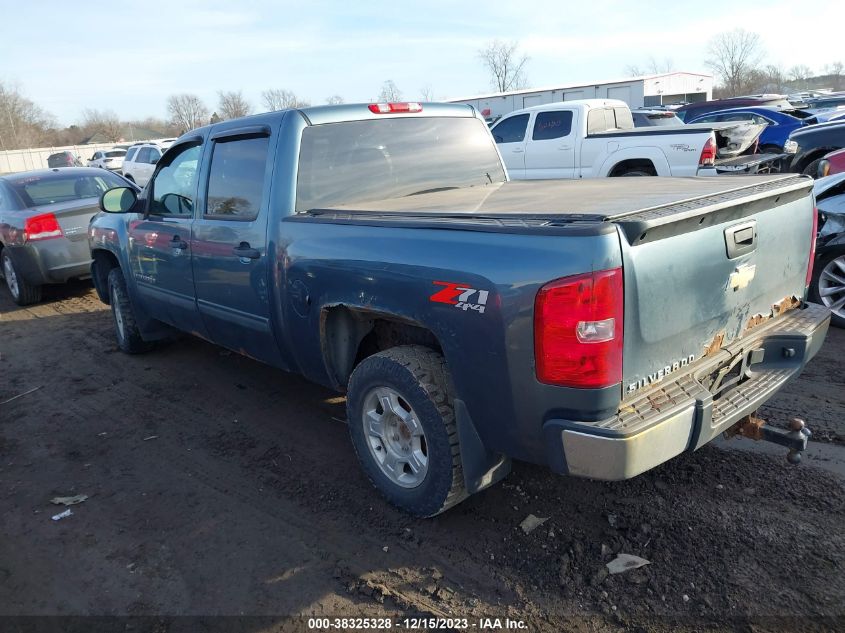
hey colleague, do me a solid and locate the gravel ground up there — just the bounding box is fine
[1,282,843,632]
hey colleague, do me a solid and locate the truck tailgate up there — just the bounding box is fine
[610,174,815,397]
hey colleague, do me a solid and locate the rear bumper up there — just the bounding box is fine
[4,241,92,285]
[542,302,830,480]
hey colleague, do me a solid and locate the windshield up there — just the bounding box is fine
[9,172,126,206]
[295,117,505,213]
[105,150,126,157]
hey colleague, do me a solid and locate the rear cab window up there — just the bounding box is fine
[296,117,505,213]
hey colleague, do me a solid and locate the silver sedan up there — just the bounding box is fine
[0,167,135,305]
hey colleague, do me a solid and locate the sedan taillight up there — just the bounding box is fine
[24,213,63,241]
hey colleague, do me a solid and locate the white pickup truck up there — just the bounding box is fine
[490,99,765,179]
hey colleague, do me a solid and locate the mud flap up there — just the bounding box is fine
[454,399,511,494]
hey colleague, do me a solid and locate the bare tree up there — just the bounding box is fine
[262,89,310,111]
[419,84,434,101]
[789,64,812,83]
[0,81,55,150]
[378,80,402,102]
[166,94,209,133]
[217,90,251,120]
[478,39,529,92]
[825,61,844,90]
[81,109,123,142]
[625,57,675,77]
[705,29,763,97]
[325,95,344,105]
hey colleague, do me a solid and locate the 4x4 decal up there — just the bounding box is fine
[430,281,489,314]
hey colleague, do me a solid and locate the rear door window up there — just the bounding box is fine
[205,136,270,221]
[532,111,573,140]
[492,114,530,143]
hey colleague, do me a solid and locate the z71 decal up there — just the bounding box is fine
[430,281,489,314]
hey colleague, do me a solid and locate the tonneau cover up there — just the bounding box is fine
[312,175,809,220]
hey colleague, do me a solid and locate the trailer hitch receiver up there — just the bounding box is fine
[724,414,811,464]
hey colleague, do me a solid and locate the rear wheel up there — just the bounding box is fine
[346,345,467,517]
[1,250,42,306]
[810,248,845,328]
[108,267,152,353]
[619,169,654,177]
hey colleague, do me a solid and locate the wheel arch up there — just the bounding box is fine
[607,158,659,177]
[91,248,121,304]
[320,304,443,391]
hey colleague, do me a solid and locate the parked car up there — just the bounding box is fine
[88,103,827,516]
[46,151,82,168]
[819,148,845,177]
[810,174,845,327]
[87,149,127,171]
[784,121,845,176]
[120,143,164,186]
[686,107,812,154]
[631,109,684,127]
[0,167,134,305]
[674,96,794,122]
[489,99,765,179]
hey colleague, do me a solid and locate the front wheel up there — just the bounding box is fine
[2,250,42,305]
[107,267,152,353]
[802,158,823,178]
[346,346,467,517]
[810,248,845,328]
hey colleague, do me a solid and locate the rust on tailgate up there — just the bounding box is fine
[744,295,802,335]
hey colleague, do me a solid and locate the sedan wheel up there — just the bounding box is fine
[1,251,42,305]
[817,253,845,323]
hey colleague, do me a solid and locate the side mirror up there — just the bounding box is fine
[150,157,159,165]
[100,186,138,213]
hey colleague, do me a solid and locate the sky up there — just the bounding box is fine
[1,0,842,126]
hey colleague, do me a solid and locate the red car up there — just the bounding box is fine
[819,148,845,177]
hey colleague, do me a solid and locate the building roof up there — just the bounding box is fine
[448,71,713,103]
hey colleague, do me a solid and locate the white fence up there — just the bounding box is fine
[0,139,164,174]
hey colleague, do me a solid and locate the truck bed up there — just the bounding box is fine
[306,175,811,242]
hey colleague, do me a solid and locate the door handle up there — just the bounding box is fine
[512,147,525,153]
[233,242,260,260]
[171,236,188,249]
[558,145,572,150]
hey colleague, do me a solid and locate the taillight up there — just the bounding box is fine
[534,268,624,389]
[699,135,717,167]
[806,206,818,288]
[24,212,63,241]
[368,102,423,114]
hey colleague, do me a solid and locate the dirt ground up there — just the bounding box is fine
[1,282,843,633]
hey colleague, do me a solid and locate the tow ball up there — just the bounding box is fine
[724,415,812,464]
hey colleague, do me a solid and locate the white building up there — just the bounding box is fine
[449,72,713,122]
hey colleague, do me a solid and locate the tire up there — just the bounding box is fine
[810,247,845,328]
[2,250,42,306]
[619,169,654,177]
[346,345,467,517]
[107,267,152,353]
[802,158,823,178]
